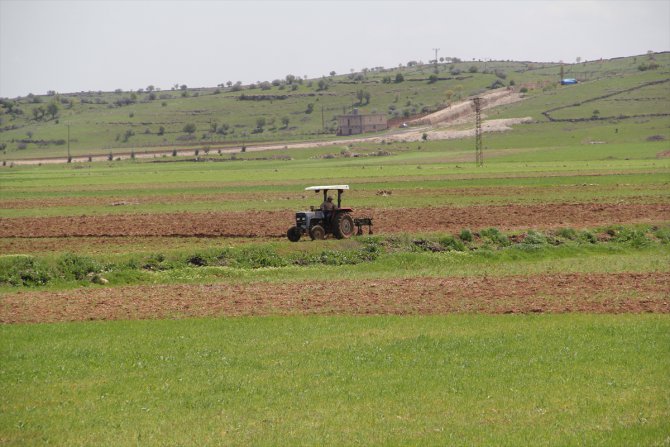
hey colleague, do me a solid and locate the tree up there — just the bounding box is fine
[395,73,404,83]
[285,74,296,84]
[46,102,59,120]
[180,84,188,90]
[468,65,478,73]
[146,85,155,92]
[256,117,266,131]
[356,90,371,105]
[281,116,290,128]
[317,79,328,91]
[32,106,45,121]
[183,123,197,134]
[305,103,314,114]
[428,74,438,83]
[329,71,336,77]
[158,126,165,136]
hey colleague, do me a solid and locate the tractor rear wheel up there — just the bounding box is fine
[334,213,355,239]
[309,225,325,240]
[287,226,301,242]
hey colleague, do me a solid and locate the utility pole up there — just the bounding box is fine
[432,48,440,73]
[473,97,483,167]
[67,124,71,163]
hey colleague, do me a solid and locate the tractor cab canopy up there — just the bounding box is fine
[305,185,350,209]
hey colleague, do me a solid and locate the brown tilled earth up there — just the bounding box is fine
[1,273,668,324]
[1,185,666,210]
[2,202,668,324]
[1,203,668,239]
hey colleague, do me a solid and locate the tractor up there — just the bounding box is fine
[286,185,372,242]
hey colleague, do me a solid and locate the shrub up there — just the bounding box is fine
[610,227,650,247]
[494,69,507,79]
[490,79,505,89]
[235,246,287,269]
[143,253,167,271]
[556,228,577,240]
[654,227,670,244]
[186,253,208,267]
[459,228,473,242]
[579,230,597,244]
[522,230,547,245]
[57,253,100,280]
[519,87,528,93]
[480,227,510,247]
[0,256,52,287]
[439,235,466,251]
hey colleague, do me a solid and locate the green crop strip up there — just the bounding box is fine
[1,225,667,292]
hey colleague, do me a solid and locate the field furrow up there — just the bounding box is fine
[2,272,667,323]
[1,202,668,239]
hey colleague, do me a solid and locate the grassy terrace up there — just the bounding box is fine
[1,52,668,159]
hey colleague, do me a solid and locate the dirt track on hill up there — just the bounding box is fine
[1,203,667,239]
[1,273,667,323]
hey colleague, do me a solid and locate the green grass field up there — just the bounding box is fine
[2,315,668,446]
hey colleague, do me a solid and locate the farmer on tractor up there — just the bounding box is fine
[321,195,337,224]
[286,185,373,242]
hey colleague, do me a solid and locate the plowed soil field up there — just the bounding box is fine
[1,273,667,323]
[1,203,668,239]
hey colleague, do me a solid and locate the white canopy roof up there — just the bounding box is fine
[305,185,349,191]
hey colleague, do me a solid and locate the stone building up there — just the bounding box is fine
[337,110,388,136]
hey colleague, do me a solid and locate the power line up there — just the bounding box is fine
[473,97,483,167]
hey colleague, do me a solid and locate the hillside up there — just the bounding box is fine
[0,52,669,161]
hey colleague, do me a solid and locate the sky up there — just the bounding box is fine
[1,0,669,98]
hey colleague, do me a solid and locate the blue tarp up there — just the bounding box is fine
[561,78,578,85]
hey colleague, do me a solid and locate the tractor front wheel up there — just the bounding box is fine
[310,225,325,240]
[287,226,302,242]
[334,213,355,239]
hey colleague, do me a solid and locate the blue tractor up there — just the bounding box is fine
[286,185,372,242]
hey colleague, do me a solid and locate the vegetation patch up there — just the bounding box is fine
[2,225,665,291]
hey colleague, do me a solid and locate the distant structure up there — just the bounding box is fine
[337,109,388,136]
[561,78,578,85]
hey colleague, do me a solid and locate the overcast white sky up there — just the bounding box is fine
[1,0,668,98]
